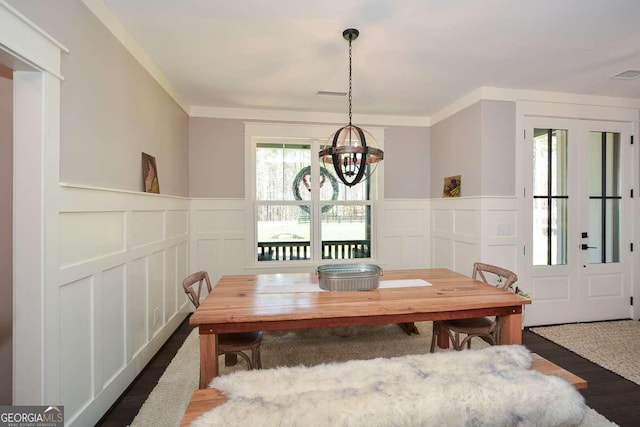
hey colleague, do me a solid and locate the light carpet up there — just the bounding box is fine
[131,322,615,427]
[531,320,640,386]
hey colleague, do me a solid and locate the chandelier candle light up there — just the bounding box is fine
[319,28,384,187]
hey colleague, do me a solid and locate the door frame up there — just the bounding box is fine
[515,101,639,326]
[1,2,67,403]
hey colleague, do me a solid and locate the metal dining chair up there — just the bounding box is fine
[430,262,518,352]
[182,271,263,370]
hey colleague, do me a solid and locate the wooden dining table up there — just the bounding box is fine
[190,268,531,388]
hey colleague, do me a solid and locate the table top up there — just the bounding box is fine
[190,268,530,330]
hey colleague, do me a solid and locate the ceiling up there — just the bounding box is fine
[101,0,640,118]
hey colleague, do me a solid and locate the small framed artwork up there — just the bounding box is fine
[443,175,461,198]
[142,152,160,193]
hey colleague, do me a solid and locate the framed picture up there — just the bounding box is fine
[142,152,160,193]
[443,175,461,198]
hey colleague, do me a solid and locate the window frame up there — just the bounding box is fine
[245,122,384,267]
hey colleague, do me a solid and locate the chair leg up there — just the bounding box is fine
[224,353,238,367]
[429,322,438,353]
[233,351,253,370]
[253,345,262,369]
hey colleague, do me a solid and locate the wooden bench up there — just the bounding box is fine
[179,353,587,426]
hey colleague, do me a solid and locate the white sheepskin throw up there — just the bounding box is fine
[192,345,586,427]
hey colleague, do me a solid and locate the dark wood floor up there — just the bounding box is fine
[97,317,640,426]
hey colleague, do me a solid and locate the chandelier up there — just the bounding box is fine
[319,28,384,187]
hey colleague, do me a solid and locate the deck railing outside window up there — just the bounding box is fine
[257,240,370,261]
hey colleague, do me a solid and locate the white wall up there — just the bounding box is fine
[56,185,190,426]
[0,63,13,405]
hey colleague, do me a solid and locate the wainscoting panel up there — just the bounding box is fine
[195,239,219,283]
[127,256,148,360]
[100,264,126,389]
[222,238,247,277]
[166,210,188,239]
[148,251,165,338]
[430,197,519,278]
[191,199,247,283]
[196,207,245,234]
[59,277,93,419]
[380,200,430,270]
[432,236,453,270]
[131,211,164,249]
[453,209,476,238]
[55,185,190,426]
[59,211,124,267]
[380,236,403,267]
[453,241,476,274]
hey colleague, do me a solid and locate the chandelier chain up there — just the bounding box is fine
[348,37,352,126]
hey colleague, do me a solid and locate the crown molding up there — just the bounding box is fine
[81,0,189,114]
[430,86,640,125]
[190,105,430,127]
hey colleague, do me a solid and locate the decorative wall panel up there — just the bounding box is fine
[59,212,124,267]
[55,185,190,425]
[131,211,164,248]
[59,277,93,420]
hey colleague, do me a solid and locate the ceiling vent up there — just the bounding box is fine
[317,90,347,97]
[611,69,640,80]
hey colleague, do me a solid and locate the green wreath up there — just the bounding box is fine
[292,166,339,214]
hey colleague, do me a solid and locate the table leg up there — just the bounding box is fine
[199,332,218,389]
[436,322,450,349]
[498,312,523,345]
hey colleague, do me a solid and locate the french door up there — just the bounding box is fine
[524,117,633,325]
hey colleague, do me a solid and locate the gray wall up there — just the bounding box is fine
[384,126,430,199]
[430,102,482,197]
[189,118,245,198]
[188,118,430,199]
[8,0,189,196]
[430,100,516,197]
[481,100,516,196]
[0,65,12,405]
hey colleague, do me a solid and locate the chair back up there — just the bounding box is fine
[472,263,518,291]
[182,271,213,308]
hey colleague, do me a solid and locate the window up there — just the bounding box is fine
[249,124,382,263]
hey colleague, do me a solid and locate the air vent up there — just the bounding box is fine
[317,90,347,97]
[611,69,640,80]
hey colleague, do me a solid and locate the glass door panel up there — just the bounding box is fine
[587,131,621,264]
[532,128,568,266]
